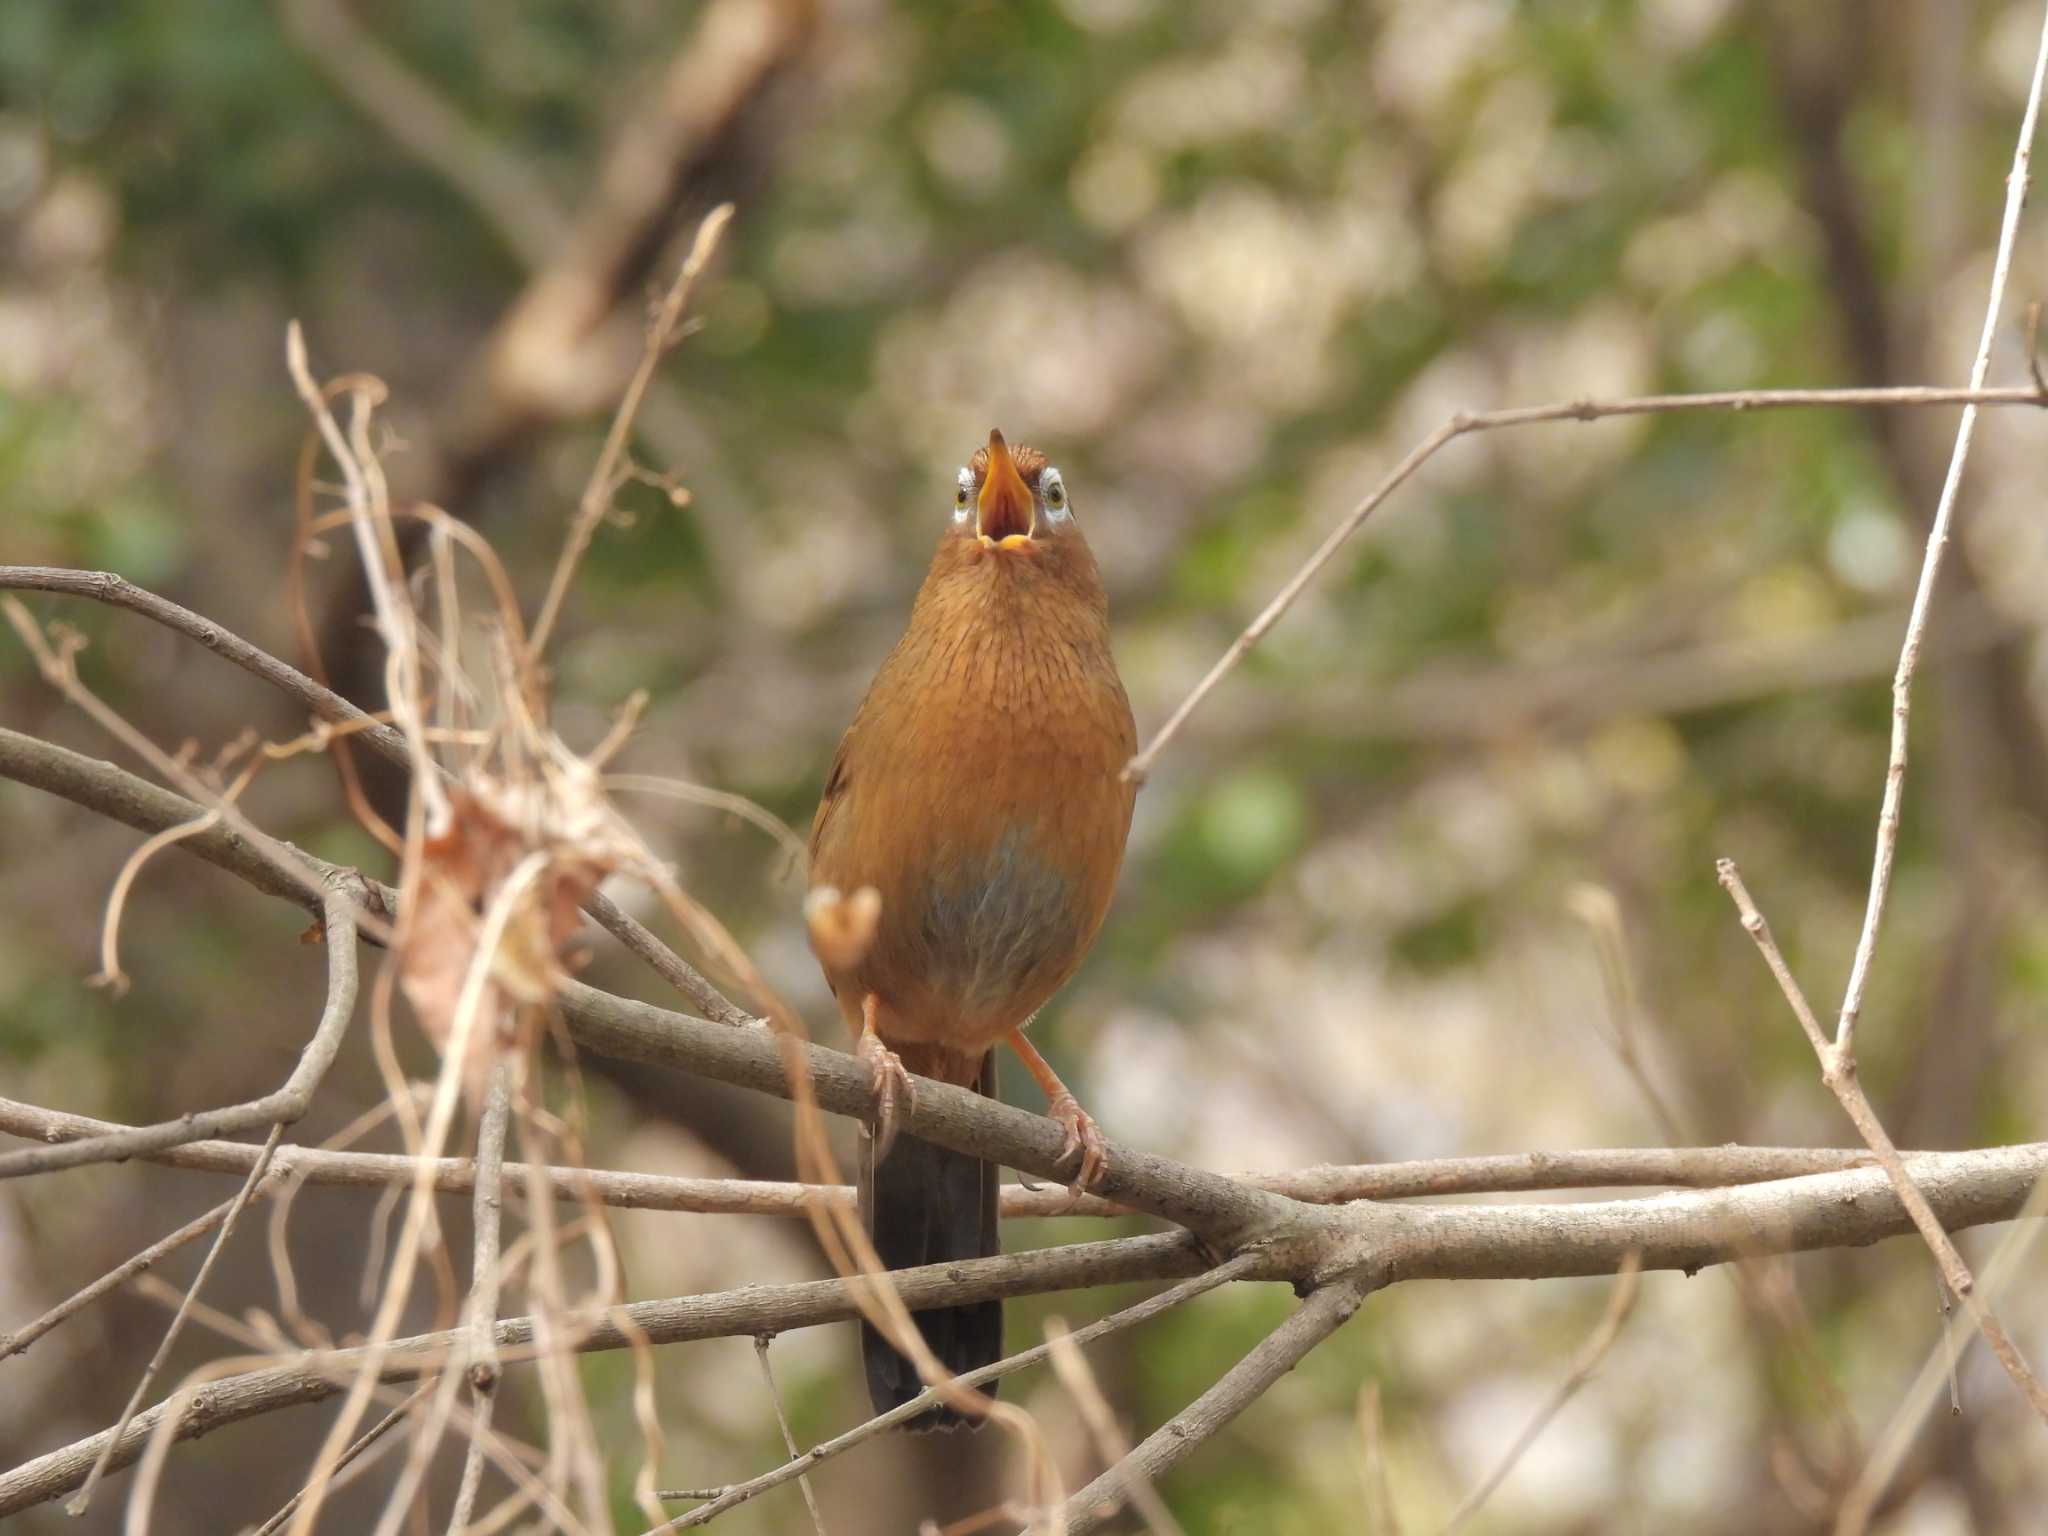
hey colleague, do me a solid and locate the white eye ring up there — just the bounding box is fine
[1042,466,1070,521]
[952,470,973,524]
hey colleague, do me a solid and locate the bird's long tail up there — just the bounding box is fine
[857,1051,1001,1430]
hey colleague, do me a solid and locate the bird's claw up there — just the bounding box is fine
[857,1031,915,1163]
[1047,1091,1109,1192]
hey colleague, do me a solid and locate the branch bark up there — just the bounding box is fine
[0,1091,1916,1216]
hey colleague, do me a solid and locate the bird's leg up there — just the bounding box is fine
[855,992,915,1163]
[1005,1029,1109,1191]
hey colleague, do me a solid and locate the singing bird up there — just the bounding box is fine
[807,429,1137,1428]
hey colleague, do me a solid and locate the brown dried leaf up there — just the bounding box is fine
[803,884,882,973]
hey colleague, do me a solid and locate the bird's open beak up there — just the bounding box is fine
[977,429,1034,546]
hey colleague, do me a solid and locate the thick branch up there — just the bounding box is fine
[558,980,1294,1244]
[1,1144,2041,1517]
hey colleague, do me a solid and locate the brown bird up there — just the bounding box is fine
[807,429,1137,1428]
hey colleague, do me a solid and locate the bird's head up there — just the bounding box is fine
[949,429,1078,555]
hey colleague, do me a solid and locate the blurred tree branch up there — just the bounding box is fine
[287,0,820,747]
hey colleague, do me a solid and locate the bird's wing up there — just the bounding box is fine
[808,727,855,868]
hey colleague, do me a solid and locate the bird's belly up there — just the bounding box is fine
[902,828,1086,1029]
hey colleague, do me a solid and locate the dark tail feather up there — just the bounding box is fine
[858,1052,1000,1430]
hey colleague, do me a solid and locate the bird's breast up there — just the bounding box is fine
[910,826,1087,1019]
[810,565,1137,1043]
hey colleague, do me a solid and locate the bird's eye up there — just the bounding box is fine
[952,473,972,524]
[1042,467,1070,521]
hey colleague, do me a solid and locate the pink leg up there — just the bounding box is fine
[855,993,915,1162]
[1005,1028,1109,1191]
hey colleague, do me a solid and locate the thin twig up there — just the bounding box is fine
[1122,381,2048,783]
[69,1127,286,1518]
[1936,1262,1962,1417]
[1718,860,2048,1424]
[0,1196,239,1361]
[656,1253,1259,1533]
[751,1335,827,1536]
[605,772,809,873]
[450,1063,514,1535]
[526,204,733,664]
[1047,1318,1187,1536]
[250,1385,435,1536]
[1566,885,1690,1142]
[1832,4,2048,1059]
[1834,1170,2048,1536]
[0,596,361,932]
[1064,1270,1377,1536]
[1440,1252,1644,1533]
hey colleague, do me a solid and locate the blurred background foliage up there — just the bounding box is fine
[5,0,2048,1530]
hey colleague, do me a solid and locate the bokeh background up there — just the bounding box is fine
[5,1,2048,1530]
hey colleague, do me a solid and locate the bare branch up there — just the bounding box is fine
[750,1335,826,1536]
[1831,4,2048,1059]
[1048,1317,1186,1536]
[1064,1271,1376,1535]
[0,575,750,1025]
[0,565,374,739]
[655,1253,1260,1533]
[3,1143,2045,1516]
[68,1124,287,1516]
[1,1194,240,1362]
[1718,860,2048,1424]
[527,203,733,664]
[1122,381,2048,783]
[449,1063,514,1535]
[0,883,362,1179]
[0,1092,1918,1218]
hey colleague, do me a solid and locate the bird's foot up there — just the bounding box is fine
[1047,1090,1109,1192]
[856,1026,915,1163]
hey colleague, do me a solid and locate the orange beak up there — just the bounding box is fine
[976,429,1034,544]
